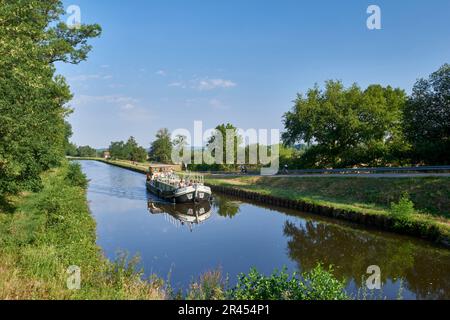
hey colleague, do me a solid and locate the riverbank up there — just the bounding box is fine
[73,158,450,248]
[1,160,350,300]
[0,162,166,299]
[66,158,450,246]
[206,176,450,247]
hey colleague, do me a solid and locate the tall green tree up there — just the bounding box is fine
[126,136,147,162]
[77,146,97,158]
[403,64,450,164]
[207,123,242,170]
[282,81,407,168]
[0,0,101,194]
[108,137,147,162]
[149,129,173,164]
[109,141,126,160]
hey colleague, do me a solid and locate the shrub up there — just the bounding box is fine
[66,162,88,189]
[187,269,227,300]
[390,193,415,218]
[231,265,348,300]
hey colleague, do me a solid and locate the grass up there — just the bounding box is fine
[205,175,450,241]
[0,162,166,300]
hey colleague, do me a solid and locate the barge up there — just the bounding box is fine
[146,165,212,203]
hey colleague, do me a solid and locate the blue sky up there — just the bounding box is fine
[58,0,450,148]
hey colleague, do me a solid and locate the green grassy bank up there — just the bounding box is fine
[0,162,165,299]
[205,176,450,247]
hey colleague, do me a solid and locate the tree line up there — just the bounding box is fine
[282,64,450,168]
[0,1,100,196]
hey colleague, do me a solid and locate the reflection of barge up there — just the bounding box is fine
[146,165,211,203]
[147,200,212,230]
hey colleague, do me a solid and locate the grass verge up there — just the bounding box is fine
[0,162,165,300]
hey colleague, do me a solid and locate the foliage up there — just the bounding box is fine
[231,265,348,300]
[207,123,243,170]
[149,128,173,164]
[390,193,415,218]
[65,142,79,157]
[65,162,88,189]
[0,0,101,195]
[390,193,416,229]
[403,64,450,165]
[109,137,147,162]
[282,81,408,168]
[76,145,97,158]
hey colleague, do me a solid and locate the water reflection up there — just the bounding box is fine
[77,161,450,299]
[212,196,241,218]
[212,194,450,299]
[147,200,212,231]
[283,221,450,299]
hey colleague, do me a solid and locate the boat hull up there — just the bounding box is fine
[146,181,212,203]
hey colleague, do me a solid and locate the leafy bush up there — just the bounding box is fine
[66,162,88,189]
[390,193,416,229]
[231,265,348,300]
[390,193,415,218]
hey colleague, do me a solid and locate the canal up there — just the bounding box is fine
[78,160,450,299]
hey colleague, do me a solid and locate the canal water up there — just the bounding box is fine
[78,160,450,299]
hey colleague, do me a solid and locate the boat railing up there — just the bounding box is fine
[178,172,205,184]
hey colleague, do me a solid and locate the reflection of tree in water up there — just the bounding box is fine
[212,195,241,218]
[283,221,450,299]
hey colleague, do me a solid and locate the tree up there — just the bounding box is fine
[0,0,101,194]
[109,141,126,160]
[126,137,147,162]
[108,137,147,162]
[282,81,407,168]
[149,129,173,164]
[77,146,97,157]
[207,123,242,170]
[66,142,78,157]
[403,64,450,165]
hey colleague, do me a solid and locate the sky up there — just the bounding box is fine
[58,0,450,148]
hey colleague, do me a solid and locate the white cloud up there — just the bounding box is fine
[169,78,237,91]
[156,70,167,76]
[196,78,237,91]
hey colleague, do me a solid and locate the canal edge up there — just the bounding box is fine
[78,158,450,249]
